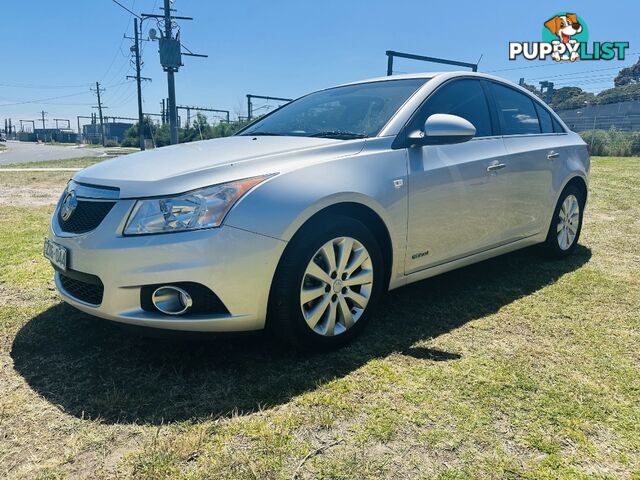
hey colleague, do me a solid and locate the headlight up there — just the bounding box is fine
[124,174,273,235]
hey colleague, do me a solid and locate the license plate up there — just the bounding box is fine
[43,238,68,271]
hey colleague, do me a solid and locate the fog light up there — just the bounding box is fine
[151,286,193,315]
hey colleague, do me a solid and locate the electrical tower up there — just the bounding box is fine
[177,105,231,126]
[246,94,292,120]
[539,81,555,104]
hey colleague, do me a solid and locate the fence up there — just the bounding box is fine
[556,100,640,132]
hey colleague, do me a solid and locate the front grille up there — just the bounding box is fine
[59,272,104,305]
[58,200,115,234]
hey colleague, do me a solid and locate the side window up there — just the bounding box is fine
[410,79,493,137]
[552,116,566,133]
[490,83,541,135]
[534,103,553,133]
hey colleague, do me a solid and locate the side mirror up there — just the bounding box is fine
[406,114,476,147]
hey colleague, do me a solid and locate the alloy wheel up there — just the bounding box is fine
[557,194,580,250]
[300,236,373,336]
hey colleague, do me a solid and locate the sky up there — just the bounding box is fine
[0,0,637,131]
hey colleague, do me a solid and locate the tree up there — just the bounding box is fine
[519,82,543,99]
[614,58,640,87]
[121,117,156,147]
[595,83,640,104]
[120,116,250,148]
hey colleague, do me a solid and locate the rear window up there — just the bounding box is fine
[534,103,554,134]
[490,82,541,135]
[552,116,566,133]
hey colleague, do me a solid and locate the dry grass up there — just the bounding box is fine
[0,156,106,170]
[0,157,639,479]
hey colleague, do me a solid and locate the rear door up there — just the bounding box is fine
[405,78,510,273]
[486,81,566,238]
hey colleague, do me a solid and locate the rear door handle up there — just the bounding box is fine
[487,163,506,172]
[547,152,560,160]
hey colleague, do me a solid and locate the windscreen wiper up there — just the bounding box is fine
[309,131,368,140]
[239,132,283,136]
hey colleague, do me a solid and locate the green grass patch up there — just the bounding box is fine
[0,157,638,479]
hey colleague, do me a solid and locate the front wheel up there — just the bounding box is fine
[542,184,585,258]
[268,215,384,349]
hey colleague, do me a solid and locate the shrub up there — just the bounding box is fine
[579,128,638,156]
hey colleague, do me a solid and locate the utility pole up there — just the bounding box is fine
[126,17,152,151]
[163,0,178,144]
[91,82,106,146]
[161,99,166,125]
[142,0,207,145]
[40,110,47,130]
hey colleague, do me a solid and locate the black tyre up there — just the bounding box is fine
[542,184,585,258]
[268,214,385,349]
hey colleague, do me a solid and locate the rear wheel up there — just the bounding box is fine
[542,184,585,258]
[268,215,384,349]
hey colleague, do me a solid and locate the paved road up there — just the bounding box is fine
[0,141,111,165]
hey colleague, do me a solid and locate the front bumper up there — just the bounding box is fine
[49,199,286,332]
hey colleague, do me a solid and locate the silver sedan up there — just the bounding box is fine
[45,72,589,348]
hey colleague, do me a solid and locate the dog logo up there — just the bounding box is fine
[60,190,78,221]
[509,13,629,62]
[544,13,583,61]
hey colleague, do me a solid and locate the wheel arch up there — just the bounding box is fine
[272,200,394,294]
[265,200,395,337]
[543,173,589,237]
[564,175,588,204]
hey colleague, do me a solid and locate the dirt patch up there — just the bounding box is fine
[0,283,56,308]
[0,172,69,207]
[0,185,60,207]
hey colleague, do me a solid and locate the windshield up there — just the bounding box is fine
[239,78,428,139]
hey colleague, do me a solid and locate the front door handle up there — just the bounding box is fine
[547,151,560,160]
[487,163,506,172]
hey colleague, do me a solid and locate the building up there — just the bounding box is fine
[82,121,133,144]
[18,128,77,143]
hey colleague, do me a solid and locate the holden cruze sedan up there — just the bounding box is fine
[45,72,589,348]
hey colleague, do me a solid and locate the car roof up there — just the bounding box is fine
[337,71,525,87]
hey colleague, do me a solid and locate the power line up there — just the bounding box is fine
[0,90,91,107]
[0,80,134,107]
[0,82,94,89]
[111,0,141,19]
[100,0,137,83]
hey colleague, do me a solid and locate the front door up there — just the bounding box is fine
[405,78,510,273]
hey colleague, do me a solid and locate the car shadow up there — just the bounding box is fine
[11,245,591,425]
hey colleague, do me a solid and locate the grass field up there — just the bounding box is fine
[0,157,639,479]
[0,156,107,170]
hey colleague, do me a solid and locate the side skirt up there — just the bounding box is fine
[388,233,544,290]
